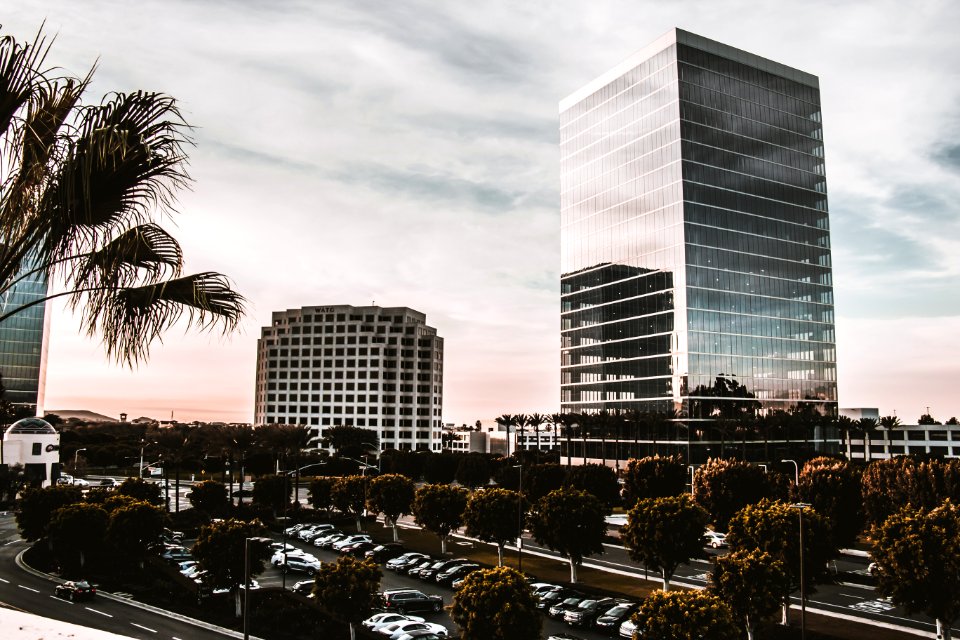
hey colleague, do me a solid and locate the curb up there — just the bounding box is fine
[15,548,264,640]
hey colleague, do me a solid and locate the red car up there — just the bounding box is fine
[55,580,96,601]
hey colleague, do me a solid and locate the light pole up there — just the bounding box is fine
[790,503,811,640]
[361,442,381,473]
[782,459,799,486]
[243,536,272,640]
[513,463,523,572]
[74,448,87,475]
[687,465,696,496]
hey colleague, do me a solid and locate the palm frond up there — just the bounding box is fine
[67,223,184,295]
[38,90,192,264]
[0,29,50,139]
[82,271,245,365]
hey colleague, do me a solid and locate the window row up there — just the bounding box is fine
[684,163,828,211]
[687,244,831,282]
[688,331,835,361]
[685,203,830,247]
[687,266,833,304]
[682,141,825,192]
[687,287,834,323]
[686,223,832,265]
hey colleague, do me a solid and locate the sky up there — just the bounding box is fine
[5,0,960,425]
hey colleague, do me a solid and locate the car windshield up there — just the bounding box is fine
[74,581,91,588]
[561,598,580,606]
[605,604,631,616]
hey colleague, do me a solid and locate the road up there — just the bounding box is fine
[0,514,233,640]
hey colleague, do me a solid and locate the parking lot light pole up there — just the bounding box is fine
[513,463,523,572]
[790,503,811,640]
[244,536,272,640]
[74,448,87,474]
[782,459,799,486]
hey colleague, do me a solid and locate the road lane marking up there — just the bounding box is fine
[0,577,9,583]
[86,606,113,617]
[18,585,39,593]
[4,540,18,545]
[50,595,73,604]
[838,593,864,599]
[131,622,157,633]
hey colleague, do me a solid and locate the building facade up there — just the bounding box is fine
[254,305,444,452]
[560,29,837,428]
[0,261,49,415]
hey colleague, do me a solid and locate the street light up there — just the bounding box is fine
[361,441,381,473]
[790,503,811,640]
[243,536,273,640]
[74,448,87,474]
[513,463,523,572]
[782,459,799,486]
[687,465,696,496]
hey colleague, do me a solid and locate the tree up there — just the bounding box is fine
[48,503,108,571]
[564,463,620,510]
[622,454,687,507]
[871,501,960,640]
[455,453,492,489]
[463,488,525,566]
[634,590,739,640]
[918,413,941,425]
[422,452,461,484]
[308,476,334,513]
[15,484,83,541]
[727,499,835,624]
[187,480,229,517]
[412,483,469,554]
[0,463,25,508]
[861,457,960,527]
[192,518,270,617]
[366,474,415,542]
[694,458,784,531]
[709,549,790,640]
[107,500,167,568]
[332,475,368,532]
[523,463,567,502]
[0,27,243,366]
[451,566,541,640]
[116,477,163,505]
[312,556,382,640]
[251,474,291,516]
[527,487,606,583]
[794,457,862,547]
[321,425,378,458]
[622,494,708,590]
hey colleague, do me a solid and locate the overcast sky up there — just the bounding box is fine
[6,0,960,424]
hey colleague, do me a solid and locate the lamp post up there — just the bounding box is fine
[782,459,799,486]
[139,439,146,478]
[74,448,87,475]
[513,463,523,572]
[790,503,811,640]
[688,465,696,496]
[361,441,381,473]
[243,536,272,640]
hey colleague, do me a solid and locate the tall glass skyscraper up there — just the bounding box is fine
[560,29,836,422]
[0,262,48,416]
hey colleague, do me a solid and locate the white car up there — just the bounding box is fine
[332,534,372,551]
[378,621,448,639]
[271,548,311,566]
[269,542,298,554]
[363,613,426,630]
[703,530,728,548]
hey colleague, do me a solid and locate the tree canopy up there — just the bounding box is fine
[16,484,83,541]
[366,474,415,541]
[622,494,708,591]
[709,549,790,640]
[564,462,620,510]
[694,458,785,531]
[794,456,862,547]
[871,500,960,640]
[412,483,468,554]
[312,556,382,640]
[450,566,541,640]
[106,500,167,566]
[0,26,244,366]
[321,425,378,458]
[192,518,270,617]
[463,488,525,566]
[48,502,108,571]
[187,480,229,517]
[527,487,606,583]
[634,590,740,640]
[622,454,687,507]
[332,475,368,532]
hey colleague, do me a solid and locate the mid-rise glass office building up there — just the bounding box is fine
[0,263,48,416]
[560,29,837,426]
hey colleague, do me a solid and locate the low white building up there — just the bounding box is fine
[1,417,61,487]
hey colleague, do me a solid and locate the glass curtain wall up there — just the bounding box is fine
[0,261,48,414]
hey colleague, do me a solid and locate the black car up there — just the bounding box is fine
[386,552,429,571]
[435,563,479,587]
[406,558,437,577]
[564,598,618,627]
[418,558,469,582]
[340,541,377,557]
[380,590,444,614]
[536,588,578,610]
[594,602,637,635]
[55,580,96,601]
[366,543,405,563]
[548,596,586,619]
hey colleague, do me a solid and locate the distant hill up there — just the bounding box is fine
[45,409,119,423]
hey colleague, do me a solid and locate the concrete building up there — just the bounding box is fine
[846,423,960,461]
[0,260,49,415]
[559,29,838,464]
[254,304,443,452]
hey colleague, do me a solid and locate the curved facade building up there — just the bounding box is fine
[560,29,837,421]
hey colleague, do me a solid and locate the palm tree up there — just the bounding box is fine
[857,417,879,462]
[495,414,515,457]
[526,413,547,459]
[0,27,243,366]
[512,414,528,453]
[878,415,901,459]
[836,415,855,459]
[551,412,579,467]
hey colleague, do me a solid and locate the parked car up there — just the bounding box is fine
[450,576,467,591]
[379,590,444,614]
[271,548,311,566]
[292,579,315,595]
[367,543,406,563]
[319,533,350,549]
[387,552,428,571]
[406,559,436,578]
[55,580,96,601]
[341,541,377,557]
[703,530,727,548]
[302,525,337,542]
[618,618,638,639]
[313,531,344,547]
[536,588,579,610]
[435,563,479,587]
[547,634,587,640]
[594,602,637,635]
[395,632,447,640]
[163,528,184,544]
[548,595,586,619]
[284,523,307,536]
[417,558,469,582]
[161,546,192,563]
[377,621,447,639]
[281,555,323,576]
[564,598,617,627]
[332,534,373,551]
[363,612,425,631]
[99,477,117,488]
